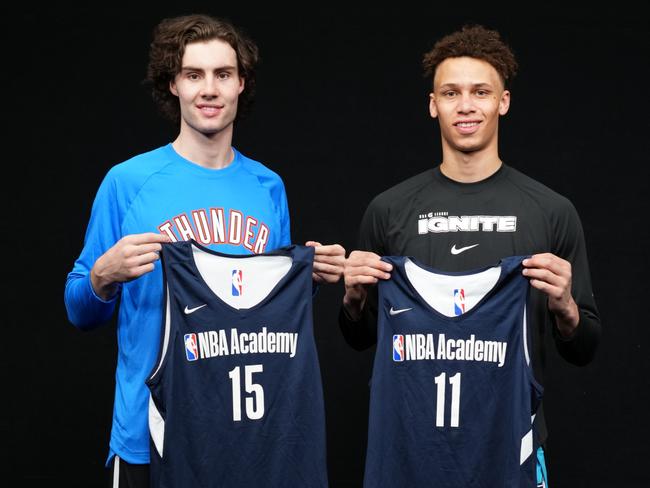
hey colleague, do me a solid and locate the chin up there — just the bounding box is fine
[198,124,229,136]
[454,143,484,154]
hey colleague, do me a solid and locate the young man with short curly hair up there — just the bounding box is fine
[340,24,600,487]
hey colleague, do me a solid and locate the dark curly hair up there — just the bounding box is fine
[423,25,518,88]
[145,14,259,124]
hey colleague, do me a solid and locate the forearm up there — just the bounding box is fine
[553,307,601,366]
[339,285,379,350]
[338,306,378,351]
[64,273,118,330]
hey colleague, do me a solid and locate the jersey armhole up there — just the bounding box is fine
[146,280,173,386]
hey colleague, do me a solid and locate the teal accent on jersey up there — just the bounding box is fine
[64,144,291,464]
[536,446,549,487]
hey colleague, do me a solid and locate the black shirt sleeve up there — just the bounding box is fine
[549,200,601,365]
[338,197,385,350]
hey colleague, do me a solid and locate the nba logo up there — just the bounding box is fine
[454,288,466,316]
[232,269,243,296]
[393,334,405,362]
[184,333,198,361]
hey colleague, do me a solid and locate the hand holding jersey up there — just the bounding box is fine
[305,241,347,284]
[91,236,344,302]
[342,250,393,320]
[90,233,171,300]
[523,253,580,338]
[344,249,580,339]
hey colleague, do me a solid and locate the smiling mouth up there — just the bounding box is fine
[198,106,224,115]
[454,121,480,127]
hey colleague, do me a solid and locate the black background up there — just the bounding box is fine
[3,4,649,487]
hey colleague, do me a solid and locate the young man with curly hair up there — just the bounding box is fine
[65,14,342,487]
[340,25,600,487]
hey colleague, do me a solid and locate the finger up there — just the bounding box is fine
[348,254,392,271]
[313,262,344,275]
[346,275,380,286]
[313,244,346,256]
[314,254,346,266]
[134,243,165,255]
[131,262,157,279]
[347,265,391,280]
[314,271,342,283]
[348,260,393,274]
[522,267,565,288]
[528,279,564,300]
[346,258,393,271]
[130,251,162,267]
[523,253,569,276]
[349,250,381,260]
[305,241,323,247]
[128,232,173,245]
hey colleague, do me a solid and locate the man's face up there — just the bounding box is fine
[429,56,510,154]
[170,39,244,137]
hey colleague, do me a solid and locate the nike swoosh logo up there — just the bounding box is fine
[184,304,207,315]
[389,307,412,316]
[451,243,479,255]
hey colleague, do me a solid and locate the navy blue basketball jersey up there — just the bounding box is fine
[364,255,543,488]
[146,240,328,488]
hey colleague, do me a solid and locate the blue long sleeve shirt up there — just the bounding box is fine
[65,144,291,464]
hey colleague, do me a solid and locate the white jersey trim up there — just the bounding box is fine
[149,284,172,381]
[149,395,165,457]
[113,455,120,488]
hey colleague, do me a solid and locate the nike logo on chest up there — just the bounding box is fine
[451,243,479,255]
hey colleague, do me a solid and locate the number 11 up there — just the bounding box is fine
[434,372,461,428]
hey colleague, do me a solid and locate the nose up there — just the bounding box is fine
[457,92,474,114]
[200,75,219,98]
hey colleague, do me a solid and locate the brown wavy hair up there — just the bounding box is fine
[423,25,518,88]
[145,14,259,123]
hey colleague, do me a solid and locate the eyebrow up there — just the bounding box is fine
[180,65,238,72]
[438,82,493,90]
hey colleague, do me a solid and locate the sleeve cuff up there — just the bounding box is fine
[87,274,120,304]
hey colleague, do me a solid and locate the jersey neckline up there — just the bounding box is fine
[391,255,512,323]
[184,239,301,316]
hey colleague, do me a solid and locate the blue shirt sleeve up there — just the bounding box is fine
[64,170,122,329]
[279,179,292,246]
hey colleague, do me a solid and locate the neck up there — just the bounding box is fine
[439,143,502,183]
[172,124,235,169]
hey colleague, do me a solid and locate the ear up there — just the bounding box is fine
[169,79,179,97]
[429,93,438,119]
[499,89,511,116]
[238,76,245,95]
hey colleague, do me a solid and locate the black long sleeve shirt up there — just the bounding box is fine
[339,164,601,441]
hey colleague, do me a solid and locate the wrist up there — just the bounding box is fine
[343,292,366,322]
[553,300,580,339]
[90,266,119,301]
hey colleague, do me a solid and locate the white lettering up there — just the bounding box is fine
[211,208,226,243]
[419,215,517,234]
[398,332,507,367]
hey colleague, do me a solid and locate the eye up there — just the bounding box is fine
[187,73,200,81]
[476,89,489,97]
[443,90,457,98]
[218,71,231,80]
